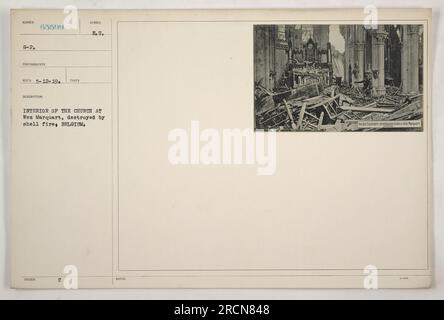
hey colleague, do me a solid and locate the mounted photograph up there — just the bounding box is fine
[254,24,424,132]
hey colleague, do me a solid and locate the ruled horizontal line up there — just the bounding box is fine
[19,33,111,36]
[20,82,111,85]
[20,49,111,52]
[20,65,111,68]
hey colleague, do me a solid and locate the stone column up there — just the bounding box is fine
[401,25,410,93]
[348,26,355,85]
[254,27,272,90]
[343,26,350,84]
[355,26,365,82]
[264,27,271,89]
[371,31,379,73]
[409,25,420,93]
[374,26,387,96]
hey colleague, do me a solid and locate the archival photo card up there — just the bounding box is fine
[10,9,431,289]
[254,24,424,132]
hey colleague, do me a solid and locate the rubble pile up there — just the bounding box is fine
[255,83,423,132]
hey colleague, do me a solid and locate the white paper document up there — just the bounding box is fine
[10,8,432,288]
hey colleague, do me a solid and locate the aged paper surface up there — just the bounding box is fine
[10,9,432,288]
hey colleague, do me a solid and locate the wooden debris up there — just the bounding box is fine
[296,102,307,130]
[283,99,297,129]
[255,81,423,131]
[339,105,394,113]
[273,83,320,103]
[318,112,324,130]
